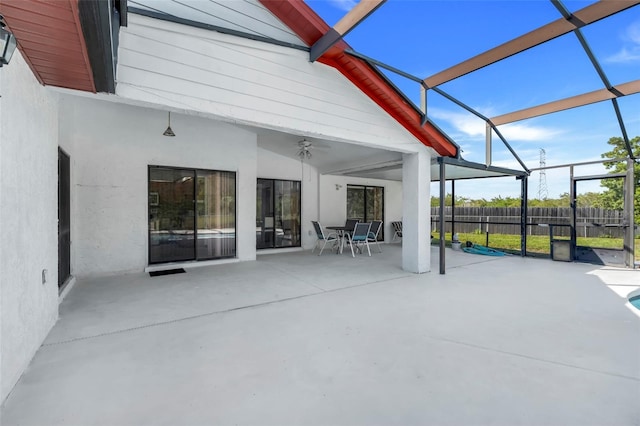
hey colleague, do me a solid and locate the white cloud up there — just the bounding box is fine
[606,47,640,63]
[328,0,357,12]
[429,108,486,138]
[497,122,561,142]
[429,107,560,142]
[626,20,640,44]
[605,20,640,63]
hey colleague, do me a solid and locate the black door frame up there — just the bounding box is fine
[256,178,302,249]
[347,184,385,240]
[58,148,71,289]
[571,172,628,264]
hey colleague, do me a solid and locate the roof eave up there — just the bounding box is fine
[259,0,458,158]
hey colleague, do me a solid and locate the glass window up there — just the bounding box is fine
[196,170,236,259]
[347,184,384,240]
[257,179,301,249]
[149,166,236,264]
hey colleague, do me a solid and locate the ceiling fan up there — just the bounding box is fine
[297,139,313,160]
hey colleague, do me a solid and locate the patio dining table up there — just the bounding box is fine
[326,226,351,254]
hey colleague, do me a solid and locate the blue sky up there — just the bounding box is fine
[305,0,640,199]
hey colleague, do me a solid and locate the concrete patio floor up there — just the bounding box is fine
[2,245,639,425]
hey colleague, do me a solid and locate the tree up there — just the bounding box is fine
[430,194,471,206]
[600,136,639,223]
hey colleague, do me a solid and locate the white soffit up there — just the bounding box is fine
[128,0,306,46]
[431,158,526,181]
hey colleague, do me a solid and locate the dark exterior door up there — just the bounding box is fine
[256,179,301,249]
[347,185,384,240]
[58,148,71,288]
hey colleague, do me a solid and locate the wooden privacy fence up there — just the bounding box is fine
[430,207,625,238]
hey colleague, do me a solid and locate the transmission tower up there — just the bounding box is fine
[538,148,548,200]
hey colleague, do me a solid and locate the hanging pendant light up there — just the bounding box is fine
[163,111,175,137]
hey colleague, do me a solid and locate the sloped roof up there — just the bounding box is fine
[259,0,458,157]
[0,0,123,93]
[0,0,95,92]
[0,0,458,158]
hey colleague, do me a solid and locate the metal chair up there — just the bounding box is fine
[347,222,372,257]
[341,219,359,252]
[367,220,383,253]
[311,221,339,255]
[344,218,359,234]
[391,221,403,242]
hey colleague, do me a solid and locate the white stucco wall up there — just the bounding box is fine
[0,52,60,402]
[60,96,257,278]
[319,175,403,244]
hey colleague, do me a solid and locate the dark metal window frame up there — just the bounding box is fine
[58,147,72,290]
[346,184,385,240]
[148,164,237,264]
[256,178,302,250]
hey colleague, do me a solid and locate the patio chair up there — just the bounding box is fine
[311,221,339,255]
[391,221,403,242]
[344,218,359,235]
[367,220,383,253]
[341,218,359,251]
[347,222,372,257]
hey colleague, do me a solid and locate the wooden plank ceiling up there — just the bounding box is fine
[0,0,96,92]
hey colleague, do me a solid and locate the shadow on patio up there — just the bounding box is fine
[3,245,639,425]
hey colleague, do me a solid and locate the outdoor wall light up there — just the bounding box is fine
[0,25,17,67]
[163,111,175,137]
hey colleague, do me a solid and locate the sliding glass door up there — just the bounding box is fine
[347,185,384,240]
[196,170,236,259]
[257,179,301,249]
[149,166,236,264]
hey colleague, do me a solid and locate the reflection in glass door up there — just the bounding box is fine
[256,180,275,249]
[275,180,301,247]
[149,166,236,264]
[149,168,196,263]
[196,170,237,259]
[347,185,384,240]
[257,179,301,249]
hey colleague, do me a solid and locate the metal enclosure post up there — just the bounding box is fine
[520,176,528,256]
[485,122,492,167]
[624,158,635,267]
[451,180,456,237]
[570,165,576,261]
[439,160,446,274]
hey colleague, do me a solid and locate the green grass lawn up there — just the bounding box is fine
[431,232,640,261]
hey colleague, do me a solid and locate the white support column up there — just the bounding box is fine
[402,149,431,273]
[237,141,258,261]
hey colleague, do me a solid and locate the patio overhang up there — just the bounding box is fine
[432,156,528,181]
[321,154,527,182]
